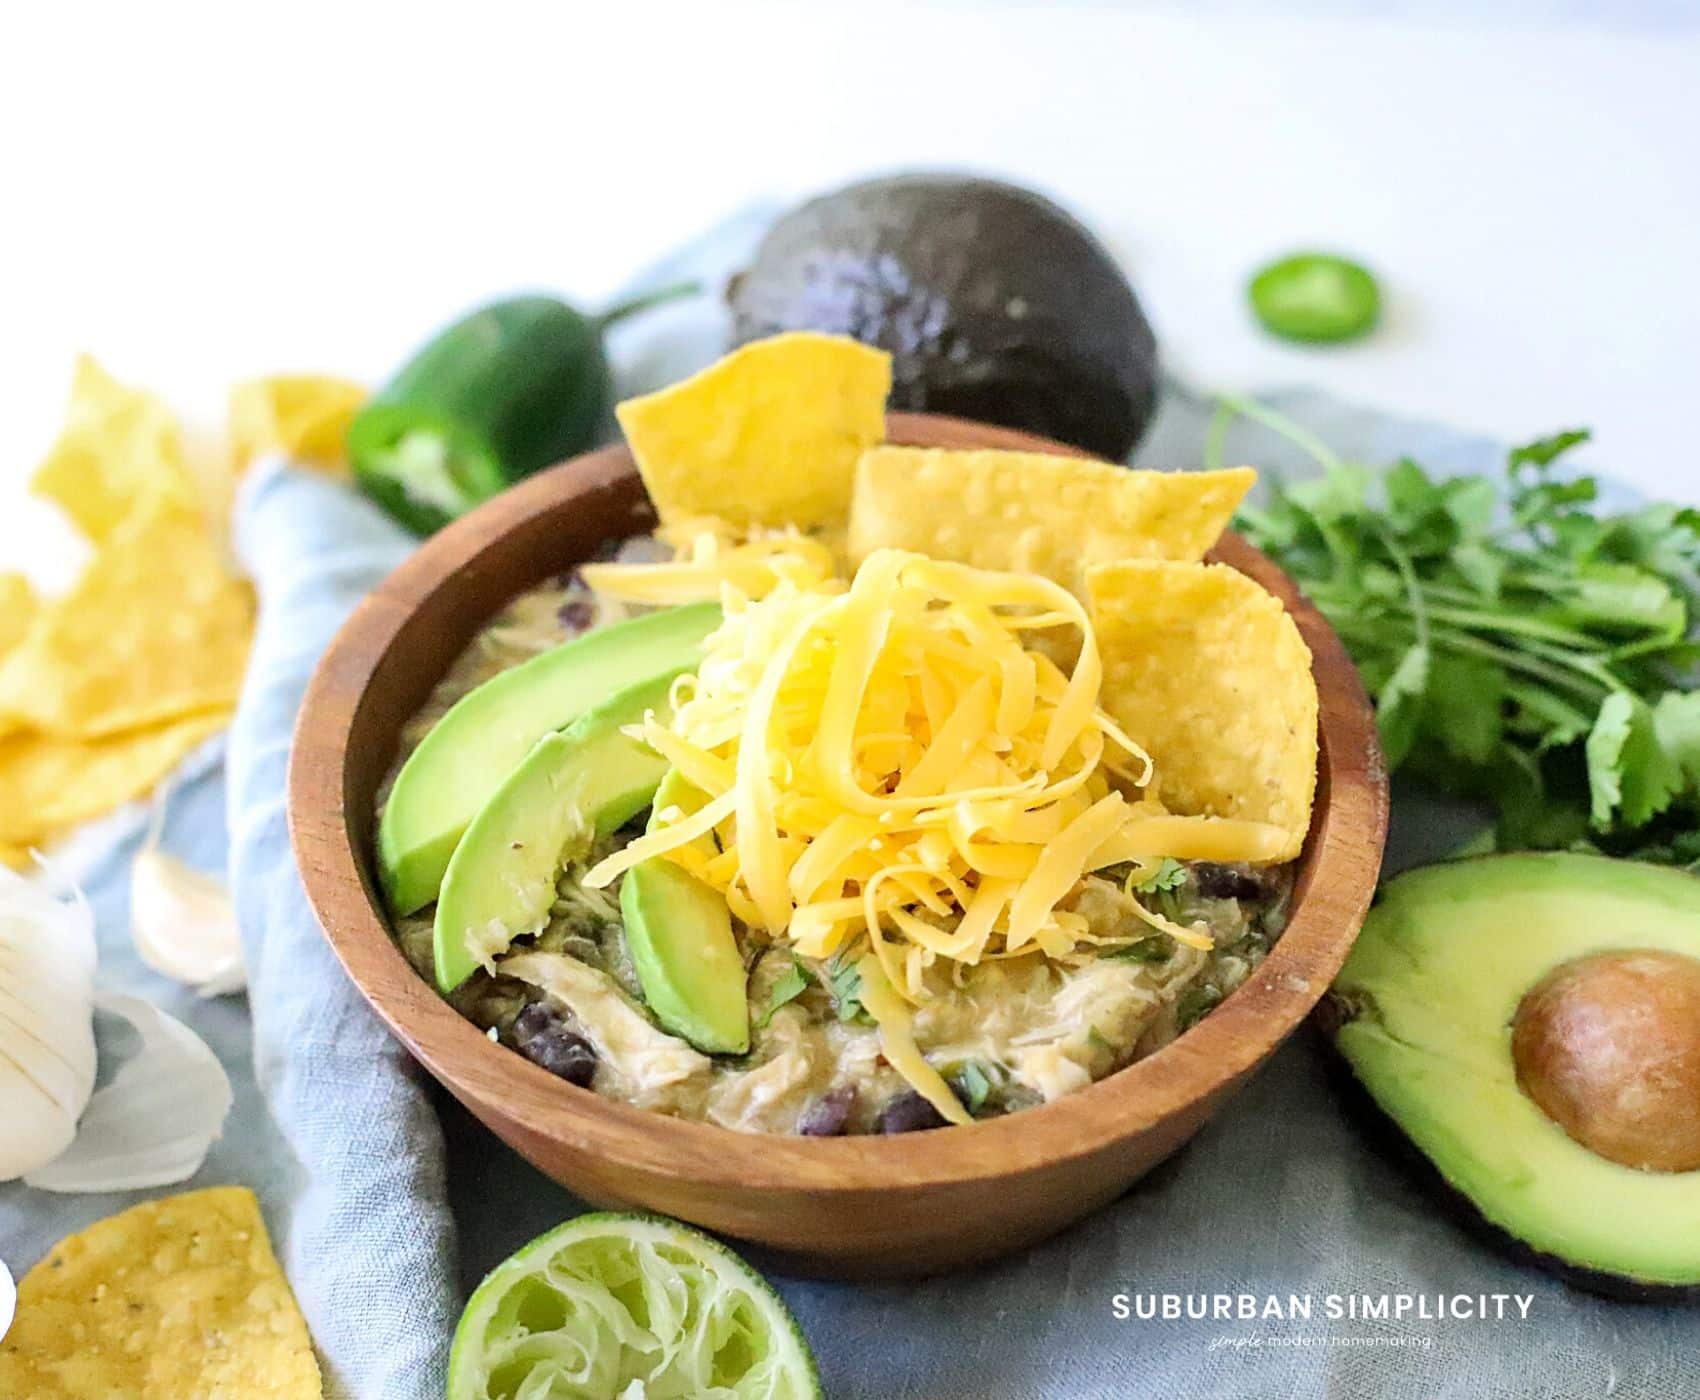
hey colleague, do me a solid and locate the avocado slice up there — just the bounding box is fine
[432,671,681,993]
[379,601,718,916]
[1328,853,1700,1297]
[727,173,1159,460]
[620,770,749,1055]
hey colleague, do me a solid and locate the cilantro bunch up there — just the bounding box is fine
[1210,396,1700,865]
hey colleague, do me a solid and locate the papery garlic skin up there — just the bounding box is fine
[131,849,245,997]
[0,868,97,1180]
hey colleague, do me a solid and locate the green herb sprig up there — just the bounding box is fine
[754,956,813,1029]
[824,952,875,1026]
[1210,395,1700,864]
[1134,857,1188,892]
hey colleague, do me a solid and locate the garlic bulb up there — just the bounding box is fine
[0,1256,14,1345]
[0,867,97,1181]
[24,993,233,1193]
[131,788,245,996]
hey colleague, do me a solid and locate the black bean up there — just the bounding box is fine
[1192,863,1263,902]
[512,1002,598,1088]
[556,596,596,631]
[798,1085,857,1137]
[877,1089,950,1134]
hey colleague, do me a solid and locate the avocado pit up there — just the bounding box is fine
[1511,949,1700,1173]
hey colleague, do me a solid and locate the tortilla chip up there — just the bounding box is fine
[848,448,1255,597]
[230,375,367,473]
[1088,560,1317,859]
[617,332,891,531]
[0,1186,321,1398]
[0,710,227,846]
[30,356,200,543]
[0,504,252,739]
[0,840,27,870]
[0,574,37,661]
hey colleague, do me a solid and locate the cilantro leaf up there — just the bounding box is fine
[1134,858,1188,892]
[1112,935,1175,964]
[1375,642,1430,769]
[1448,542,1504,598]
[1552,563,1685,639]
[825,955,872,1025]
[755,957,813,1029]
[1424,653,1504,767]
[950,1061,995,1114]
[1585,691,1683,829]
[1508,429,1592,473]
[1653,691,1700,789]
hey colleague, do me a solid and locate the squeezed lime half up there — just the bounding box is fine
[447,1212,822,1400]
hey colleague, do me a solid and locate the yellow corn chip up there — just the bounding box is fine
[30,355,200,542]
[0,840,27,870]
[0,574,38,660]
[848,447,1256,597]
[0,504,252,739]
[231,374,367,473]
[0,710,227,846]
[0,1186,322,1398]
[617,332,891,531]
[1088,559,1318,860]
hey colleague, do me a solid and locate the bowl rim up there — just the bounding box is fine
[289,410,1388,1193]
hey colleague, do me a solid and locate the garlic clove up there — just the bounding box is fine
[130,848,246,997]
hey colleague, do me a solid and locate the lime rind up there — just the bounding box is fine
[448,1212,821,1400]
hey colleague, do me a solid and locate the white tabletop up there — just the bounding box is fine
[4,2,1697,584]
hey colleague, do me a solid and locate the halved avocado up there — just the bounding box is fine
[728,173,1159,461]
[379,601,719,916]
[620,770,749,1054]
[432,671,680,992]
[1328,853,1700,1298]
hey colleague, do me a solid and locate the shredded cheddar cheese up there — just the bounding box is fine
[580,532,1288,1108]
[580,516,840,606]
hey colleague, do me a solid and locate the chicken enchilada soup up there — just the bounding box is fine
[375,333,1318,1136]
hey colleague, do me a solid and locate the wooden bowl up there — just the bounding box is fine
[290,413,1388,1279]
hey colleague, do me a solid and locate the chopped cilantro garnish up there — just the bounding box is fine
[1134,858,1188,893]
[1112,934,1175,964]
[754,957,813,1029]
[1176,984,1224,1032]
[951,1061,995,1114]
[826,954,874,1025]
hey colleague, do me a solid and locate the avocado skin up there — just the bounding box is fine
[1322,853,1700,1304]
[1320,1031,1699,1305]
[728,174,1159,461]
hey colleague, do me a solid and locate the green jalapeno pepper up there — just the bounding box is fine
[350,286,693,534]
[1248,252,1381,345]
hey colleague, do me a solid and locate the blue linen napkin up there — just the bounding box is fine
[2,211,1696,1400]
[227,467,459,1395]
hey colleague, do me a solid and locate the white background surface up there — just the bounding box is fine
[4,1,1697,585]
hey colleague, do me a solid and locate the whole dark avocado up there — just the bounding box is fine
[727,174,1159,460]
